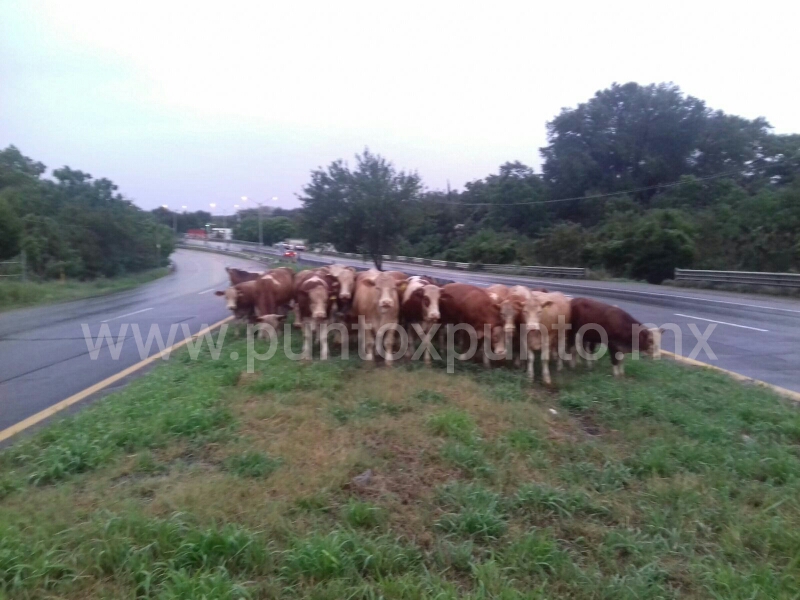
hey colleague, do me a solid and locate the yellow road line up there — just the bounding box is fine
[661,350,800,403]
[0,316,233,444]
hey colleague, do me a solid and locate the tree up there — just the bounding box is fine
[300,150,421,268]
[0,196,20,260]
[0,145,174,279]
[539,82,769,223]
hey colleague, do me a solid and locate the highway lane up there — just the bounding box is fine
[0,249,269,433]
[193,240,800,392]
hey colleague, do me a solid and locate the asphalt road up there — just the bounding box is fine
[0,249,263,434]
[2,246,799,440]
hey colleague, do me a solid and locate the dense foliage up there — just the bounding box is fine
[300,83,800,282]
[0,146,174,279]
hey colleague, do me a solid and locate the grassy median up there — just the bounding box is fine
[0,268,171,313]
[1,327,799,599]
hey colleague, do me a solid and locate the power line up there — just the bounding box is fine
[425,168,746,207]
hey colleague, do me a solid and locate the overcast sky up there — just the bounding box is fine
[1,1,798,212]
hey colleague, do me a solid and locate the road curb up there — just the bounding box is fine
[661,350,800,403]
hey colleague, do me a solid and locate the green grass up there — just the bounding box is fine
[0,267,170,312]
[2,327,800,598]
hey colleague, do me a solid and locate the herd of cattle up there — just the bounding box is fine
[216,264,662,383]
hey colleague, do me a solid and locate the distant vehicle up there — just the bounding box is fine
[283,249,297,260]
[186,229,207,239]
[210,228,233,241]
[294,244,306,251]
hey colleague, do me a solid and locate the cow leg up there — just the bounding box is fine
[302,321,312,360]
[406,323,416,360]
[293,305,303,329]
[610,344,623,377]
[542,342,552,385]
[423,322,432,366]
[527,349,535,382]
[365,327,375,361]
[384,328,395,367]
[319,322,329,361]
[613,353,625,377]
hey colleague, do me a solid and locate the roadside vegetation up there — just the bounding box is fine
[2,326,800,599]
[0,267,170,313]
[0,146,174,281]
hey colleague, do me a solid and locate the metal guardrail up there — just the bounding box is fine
[0,252,26,280]
[179,237,587,279]
[675,268,800,289]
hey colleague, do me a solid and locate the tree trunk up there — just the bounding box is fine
[372,253,383,270]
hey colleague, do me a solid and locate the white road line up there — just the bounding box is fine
[674,313,769,332]
[101,307,153,323]
[198,288,218,295]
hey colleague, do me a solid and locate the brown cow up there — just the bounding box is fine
[295,272,338,360]
[400,275,441,365]
[226,266,261,285]
[215,280,260,323]
[439,283,506,366]
[524,291,571,385]
[254,267,295,331]
[351,271,401,365]
[569,297,661,377]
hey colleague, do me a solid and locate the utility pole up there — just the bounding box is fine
[258,201,263,246]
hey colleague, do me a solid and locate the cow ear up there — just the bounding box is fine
[346,266,356,273]
[214,290,225,296]
[542,300,554,308]
[398,281,408,295]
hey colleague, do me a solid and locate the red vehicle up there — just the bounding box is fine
[283,249,297,260]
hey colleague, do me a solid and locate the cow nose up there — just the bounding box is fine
[313,311,326,319]
[339,292,351,301]
[429,311,440,321]
[504,325,515,334]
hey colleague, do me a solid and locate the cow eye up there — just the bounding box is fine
[423,296,430,307]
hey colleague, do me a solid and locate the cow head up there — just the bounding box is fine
[522,295,548,351]
[361,272,398,314]
[215,287,240,311]
[638,327,663,358]
[306,277,330,320]
[337,267,356,302]
[499,300,519,334]
[490,324,507,358]
[421,284,441,322]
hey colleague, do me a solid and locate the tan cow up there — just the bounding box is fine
[351,271,400,365]
[321,264,357,303]
[294,272,338,360]
[523,291,571,385]
[487,284,532,364]
[400,275,441,365]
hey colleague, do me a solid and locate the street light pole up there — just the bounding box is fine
[162,204,176,234]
